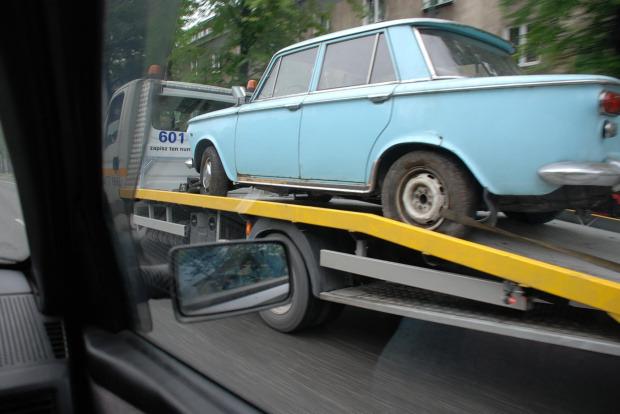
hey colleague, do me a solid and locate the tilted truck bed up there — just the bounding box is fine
[124,188,620,355]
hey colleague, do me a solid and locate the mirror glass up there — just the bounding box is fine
[172,241,291,317]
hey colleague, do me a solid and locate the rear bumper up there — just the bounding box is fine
[538,159,620,191]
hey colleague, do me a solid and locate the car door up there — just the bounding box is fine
[299,32,398,184]
[235,47,318,180]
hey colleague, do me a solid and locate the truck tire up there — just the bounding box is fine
[259,233,323,333]
[382,151,478,239]
[199,146,229,196]
[503,210,562,224]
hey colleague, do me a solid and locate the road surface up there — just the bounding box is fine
[146,298,620,413]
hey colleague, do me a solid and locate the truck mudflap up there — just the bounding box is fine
[320,282,620,357]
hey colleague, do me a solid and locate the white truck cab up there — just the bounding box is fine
[103,77,236,202]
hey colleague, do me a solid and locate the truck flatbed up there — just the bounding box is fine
[125,188,620,320]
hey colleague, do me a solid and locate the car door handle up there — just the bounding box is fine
[367,94,391,104]
[285,103,302,111]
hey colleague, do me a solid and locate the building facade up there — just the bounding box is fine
[329,0,536,68]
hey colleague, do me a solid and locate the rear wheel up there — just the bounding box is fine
[381,151,478,238]
[503,210,562,224]
[199,146,229,196]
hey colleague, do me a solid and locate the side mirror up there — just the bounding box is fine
[231,86,247,105]
[170,239,292,323]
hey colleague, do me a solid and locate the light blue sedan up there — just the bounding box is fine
[186,18,620,237]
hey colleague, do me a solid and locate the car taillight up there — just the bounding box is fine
[600,91,620,116]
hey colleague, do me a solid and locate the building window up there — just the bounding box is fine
[210,54,220,70]
[190,60,199,73]
[506,24,540,67]
[364,0,385,25]
[422,0,453,11]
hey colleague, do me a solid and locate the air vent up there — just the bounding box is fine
[0,390,56,414]
[44,322,68,359]
[0,295,51,366]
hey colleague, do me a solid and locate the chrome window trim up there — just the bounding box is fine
[256,58,282,100]
[254,45,320,101]
[366,34,381,84]
[309,80,399,95]
[413,27,437,79]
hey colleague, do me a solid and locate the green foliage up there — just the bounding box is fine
[500,0,620,78]
[104,0,182,97]
[169,0,335,87]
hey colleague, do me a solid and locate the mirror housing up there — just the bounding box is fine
[170,239,292,323]
[231,85,248,105]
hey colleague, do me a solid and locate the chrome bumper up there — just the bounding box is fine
[185,158,194,169]
[538,159,620,191]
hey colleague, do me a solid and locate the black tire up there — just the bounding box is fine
[503,210,562,225]
[258,233,323,333]
[199,146,229,196]
[381,151,478,239]
[311,302,344,327]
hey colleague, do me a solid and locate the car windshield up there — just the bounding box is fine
[419,28,524,77]
[0,121,29,263]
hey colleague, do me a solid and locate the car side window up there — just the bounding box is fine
[257,47,318,100]
[318,33,394,90]
[370,34,396,83]
[257,58,281,100]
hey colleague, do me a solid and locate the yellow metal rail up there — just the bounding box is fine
[123,189,620,315]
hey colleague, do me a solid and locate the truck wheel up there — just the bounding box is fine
[503,210,562,224]
[199,146,229,196]
[382,151,478,238]
[259,233,323,333]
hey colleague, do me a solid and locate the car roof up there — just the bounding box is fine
[276,18,516,55]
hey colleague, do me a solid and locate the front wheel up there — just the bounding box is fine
[259,233,321,332]
[199,146,229,196]
[381,151,479,238]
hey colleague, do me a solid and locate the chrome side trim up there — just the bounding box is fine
[538,159,620,191]
[393,79,620,98]
[237,160,381,194]
[311,80,399,95]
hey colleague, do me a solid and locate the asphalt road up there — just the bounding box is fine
[0,176,29,262]
[146,298,620,414]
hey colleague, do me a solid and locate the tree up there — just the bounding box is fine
[169,0,335,87]
[500,0,620,78]
[104,0,182,98]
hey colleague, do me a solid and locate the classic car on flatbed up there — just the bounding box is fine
[186,18,620,237]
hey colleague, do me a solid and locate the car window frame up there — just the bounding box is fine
[253,45,320,102]
[316,31,396,91]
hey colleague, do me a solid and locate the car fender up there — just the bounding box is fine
[188,110,240,181]
[193,135,238,182]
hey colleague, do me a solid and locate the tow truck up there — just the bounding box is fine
[104,76,620,358]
